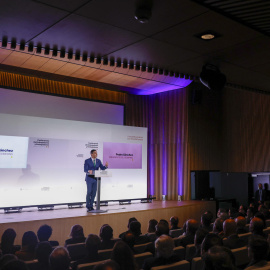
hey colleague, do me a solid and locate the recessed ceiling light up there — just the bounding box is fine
[194,30,221,41]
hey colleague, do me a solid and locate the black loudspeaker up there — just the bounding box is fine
[194,171,210,200]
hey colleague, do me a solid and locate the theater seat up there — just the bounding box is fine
[134,252,153,269]
[173,246,185,260]
[134,242,153,254]
[231,246,249,267]
[150,260,190,270]
[66,243,87,261]
[98,248,113,260]
[185,244,196,261]
[169,229,183,238]
[191,257,204,270]
[77,259,108,270]
[238,232,251,246]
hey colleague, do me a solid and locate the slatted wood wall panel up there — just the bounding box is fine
[222,87,270,172]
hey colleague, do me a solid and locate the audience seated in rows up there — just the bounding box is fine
[99,224,115,250]
[155,220,170,237]
[250,217,267,239]
[129,221,149,245]
[142,234,180,270]
[15,231,38,261]
[118,217,137,239]
[37,224,59,247]
[201,233,223,257]
[2,259,29,270]
[145,219,158,242]
[212,218,224,236]
[65,224,86,246]
[35,241,53,270]
[192,228,209,259]
[235,216,248,234]
[246,207,255,224]
[201,212,213,232]
[93,260,120,270]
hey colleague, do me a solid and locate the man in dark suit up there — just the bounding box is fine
[84,149,108,212]
[255,183,266,206]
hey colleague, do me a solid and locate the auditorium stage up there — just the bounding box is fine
[0,200,216,246]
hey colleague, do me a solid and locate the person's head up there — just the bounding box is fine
[85,234,101,255]
[127,217,137,229]
[247,207,255,218]
[238,205,246,215]
[186,219,199,235]
[204,246,236,270]
[100,224,113,241]
[50,246,70,270]
[155,221,169,236]
[91,149,97,159]
[213,218,224,234]
[122,231,135,249]
[129,221,141,236]
[170,216,179,229]
[35,241,53,265]
[1,229,16,252]
[2,260,29,270]
[250,217,264,235]
[254,212,266,228]
[223,219,236,237]
[147,219,158,233]
[194,228,209,248]
[111,241,137,270]
[201,213,212,228]
[228,208,237,219]
[22,231,38,252]
[248,235,269,262]
[155,235,174,258]
[69,224,84,238]
[235,216,246,229]
[37,224,53,242]
[93,260,120,270]
[258,183,263,190]
[217,208,227,218]
[201,233,223,256]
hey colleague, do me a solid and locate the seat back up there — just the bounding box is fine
[66,243,87,261]
[173,246,185,260]
[25,260,39,270]
[134,242,153,254]
[98,248,113,261]
[231,246,249,267]
[151,260,190,270]
[265,219,270,228]
[185,244,196,261]
[191,257,204,270]
[263,227,270,234]
[77,260,108,270]
[238,232,251,246]
[134,251,153,269]
[169,229,183,238]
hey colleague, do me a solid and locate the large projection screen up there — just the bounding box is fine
[0,89,147,208]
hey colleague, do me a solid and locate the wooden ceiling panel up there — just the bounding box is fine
[21,55,50,70]
[2,51,32,66]
[0,49,12,63]
[55,62,83,76]
[38,58,67,73]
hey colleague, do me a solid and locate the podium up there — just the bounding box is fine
[91,170,112,213]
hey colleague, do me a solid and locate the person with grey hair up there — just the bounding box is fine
[50,246,70,270]
[142,235,180,270]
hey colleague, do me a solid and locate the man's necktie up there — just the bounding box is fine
[93,159,96,167]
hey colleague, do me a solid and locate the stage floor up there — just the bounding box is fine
[0,200,216,246]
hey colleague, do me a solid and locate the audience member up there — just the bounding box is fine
[223,219,245,249]
[35,241,53,270]
[155,221,170,237]
[201,233,223,257]
[37,224,59,246]
[201,212,213,232]
[121,231,136,252]
[228,208,238,219]
[129,221,149,244]
[118,217,137,238]
[235,216,248,234]
[212,218,224,236]
[177,219,199,247]
[76,234,101,268]
[239,205,247,216]
[99,224,115,250]
[249,217,267,239]
[246,207,255,224]
[145,219,158,242]
[111,241,138,270]
[65,225,86,246]
[245,235,270,270]
[142,235,180,270]
[217,208,228,220]
[15,231,38,261]
[258,204,270,220]
[50,246,70,270]
[2,260,29,270]
[255,183,266,206]
[169,216,180,230]
[203,246,237,270]
[1,229,19,255]
[254,212,266,228]
[192,228,209,259]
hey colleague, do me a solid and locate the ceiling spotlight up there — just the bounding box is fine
[200,64,226,91]
[195,30,221,41]
[134,1,152,23]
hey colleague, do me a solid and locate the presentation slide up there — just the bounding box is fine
[0,113,147,208]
